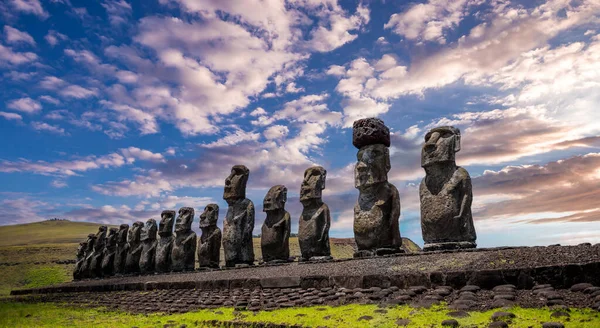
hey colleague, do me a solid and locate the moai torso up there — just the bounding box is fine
[156,210,175,273]
[139,219,158,274]
[125,222,143,274]
[197,204,222,268]
[101,228,118,277]
[222,165,255,267]
[90,226,107,278]
[298,166,331,260]
[114,224,129,275]
[171,207,197,272]
[420,126,476,251]
[261,185,291,263]
[73,241,87,280]
[352,118,402,256]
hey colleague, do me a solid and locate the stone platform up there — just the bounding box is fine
[11,244,600,296]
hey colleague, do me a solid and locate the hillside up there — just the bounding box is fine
[0,220,118,247]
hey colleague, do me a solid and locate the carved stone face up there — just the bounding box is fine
[117,224,129,245]
[421,126,461,167]
[77,242,87,257]
[355,144,390,188]
[223,165,249,202]
[106,228,118,248]
[140,219,157,241]
[128,222,143,244]
[300,166,326,202]
[199,203,219,228]
[85,234,96,253]
[175,207,194,233]
[159,210,175,237]
[94,226,108,251]
[263,185,287,212]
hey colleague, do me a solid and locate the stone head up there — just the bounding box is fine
[128,221,143,244]
[106,227,118,248]
[117,224,129,245]
[300,166,326,202]
[355,144,391,189]
[159,210,176,237]
[94,226,108,251]
[199,203,219,229]
[263,185,287,212]
[175,207,194,233]
[140,218,157,241]
[85,234,96,252]
[223,165,249,203]
[77,242,87,257]
[421,126,461,167]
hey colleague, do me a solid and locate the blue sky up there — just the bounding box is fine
[1,0,599,247]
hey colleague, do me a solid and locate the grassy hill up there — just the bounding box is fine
[0,220,420,295]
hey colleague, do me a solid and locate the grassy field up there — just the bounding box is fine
[1,301,598,328]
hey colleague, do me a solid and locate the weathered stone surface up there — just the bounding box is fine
[89,226,107,278]
[353,118,402,255]
[101,227,118,277]
[261,185,291,263]
[113,224,129,275]
[223,165,255,267]
[73,241,88,280]
[298,166,331,261]
[420,126,476,251]
[125,221,143,274]
[352,117,390,148]
[171,207,197,272]
[198,204,222,269]
[156,211,175,273]
[139,219,158,274]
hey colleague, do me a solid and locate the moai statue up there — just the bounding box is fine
[420,126,476,251]
[139,219,158,274]
[155,210,175,273]
[223,165,255,267]
[353,118,403,257]
[101,227,118,277]
[124,221,143,274]
[113,224,129,275]
[299,166,332,261]
[79,234,96,279]
[197,204,222,269]
[89,225,107,278]
[261,185,291,263]
[171,207,197,272]
[73,241,87,280]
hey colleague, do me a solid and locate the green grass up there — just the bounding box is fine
[0,221,118,247]
[1,302,598,328]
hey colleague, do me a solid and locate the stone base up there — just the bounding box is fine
[354,248,404,258]
[424,241,476,252]
[259,259,292,265]
[308,256,333,262]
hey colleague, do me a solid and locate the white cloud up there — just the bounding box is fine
[7,97,42,113]
[101,0,132,26]
[120,147,165,163]
[250,107,267,117]
[100,100,159,135]
[326,65,346,76]
[10,0,48,19]
[39,76,66,89]
[59,85,98,99]
[44,30,67,46]
[0,44,37,65]
[51,180,68,188]
[4,26,36,45]
[274,93,342,126]
[31,121,67,135]
[0,111,22,121]
[286,82,304,93]
[263,125,289,140]
[385,0,481,44]
[307,3,370,52]
[201,129,261,148]
[39,95,60,105]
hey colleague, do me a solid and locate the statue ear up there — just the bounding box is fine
[454,134,461,153]
[282,188,287,203]
[321,170,327,190]
[384,147,391,172]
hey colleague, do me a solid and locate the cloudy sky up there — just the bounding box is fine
[1,0,599,247]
